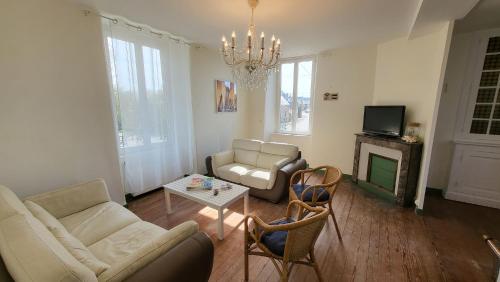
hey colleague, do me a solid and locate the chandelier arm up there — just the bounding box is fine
[262,52,278,68]
[222,54,234,65]
[264,57,279,69]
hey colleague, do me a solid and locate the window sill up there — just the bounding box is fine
[272,132,311,137]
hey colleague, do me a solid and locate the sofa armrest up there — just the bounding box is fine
[273,159,307,198]
[98,221,199,282]
[211,150,234,176]
[280,159,307,178]
[267,158,294,189]
[23,179,111,219]
[124,232,214,282]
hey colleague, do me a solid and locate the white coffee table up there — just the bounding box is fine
[163,174,249,240]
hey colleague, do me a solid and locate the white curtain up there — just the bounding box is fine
[102,18,196,196]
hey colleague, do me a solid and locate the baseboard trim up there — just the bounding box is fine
[445,191,500,209]
[414,207,423,215]
[426,187,444,197]
[342,174,352,181]
[125,187,164,204]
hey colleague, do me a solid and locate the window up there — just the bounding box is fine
[106,37,169,148]
[468,36,500,136]
[277,58,315,134]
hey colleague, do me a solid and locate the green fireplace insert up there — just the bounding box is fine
[367,153,398,192]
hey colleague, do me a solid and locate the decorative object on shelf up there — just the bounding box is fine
[402,122,421,143]
[323,92,339,101]
[220,0,281,90]
[215,80,237,112]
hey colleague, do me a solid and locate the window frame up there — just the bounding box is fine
[275,56,317,135]
[459,29,500,141]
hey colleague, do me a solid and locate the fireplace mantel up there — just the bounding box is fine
[352,133,423,207]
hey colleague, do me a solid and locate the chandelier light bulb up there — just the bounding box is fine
[271,35,275,42]
[247,30,252,36]
[260,32,265,38]
[231,31,236,38]
[222,36,226,42]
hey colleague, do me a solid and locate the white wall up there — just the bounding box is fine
[269,45,378,174]
[0,0,125,203]
[427,32,475,189]
[246,85,266,140]
[372,23,453,208]
[190,47,250,173]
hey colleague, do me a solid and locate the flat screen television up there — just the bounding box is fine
[363,106,405,137]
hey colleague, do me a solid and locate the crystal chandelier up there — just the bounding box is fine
[221,0,281,90]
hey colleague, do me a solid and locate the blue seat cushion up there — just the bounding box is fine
[292,184,329,202]
[260,218,294,256]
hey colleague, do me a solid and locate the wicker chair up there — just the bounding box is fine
[289,165,343,241]
[244,200,329,282]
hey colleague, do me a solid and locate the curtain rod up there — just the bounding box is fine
[82,10,194,46]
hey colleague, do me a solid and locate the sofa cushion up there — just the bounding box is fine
[0,185,30,221]
[24,179,111,219]
[216,163,255,184]
[90,221,198,282]
[232,139,263,151]
[233,139,262,166]
[261,142,298,159]
[25,201,110,276]
[59,202,140,246]
[234,149,260,166]
[256,154,290,170]
[241,168,271,190]
[0,214,96,282]
[88,221,167,265]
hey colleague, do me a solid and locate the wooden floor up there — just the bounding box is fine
[128,180,500,282]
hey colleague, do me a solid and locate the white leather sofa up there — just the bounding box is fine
[207,139,307,203]
[0,179,213,282]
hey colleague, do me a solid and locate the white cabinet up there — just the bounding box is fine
[446,141,500,209]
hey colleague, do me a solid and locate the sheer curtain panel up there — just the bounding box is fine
[102,18,196,196]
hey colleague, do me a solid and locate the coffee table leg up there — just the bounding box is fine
[244,192,249,215]
[217,208,224,240]
[165,190,172,214]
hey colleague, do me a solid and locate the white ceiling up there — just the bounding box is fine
[75,0,481,57]
[455,0,500,33]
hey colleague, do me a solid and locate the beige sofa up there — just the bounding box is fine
[206,139,307,203]
[0,179,213,282]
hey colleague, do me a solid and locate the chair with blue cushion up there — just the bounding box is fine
[289,165,343,241]
[244,200,329,282]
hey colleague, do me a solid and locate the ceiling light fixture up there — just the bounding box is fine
[221,0,281,90]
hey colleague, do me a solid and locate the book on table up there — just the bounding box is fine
[186,177,213,191]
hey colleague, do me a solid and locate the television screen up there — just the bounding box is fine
[363,106,405,137]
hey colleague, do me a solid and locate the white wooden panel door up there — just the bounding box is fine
[446,143,500,209]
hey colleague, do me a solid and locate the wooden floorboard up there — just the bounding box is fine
[127,179,500,282]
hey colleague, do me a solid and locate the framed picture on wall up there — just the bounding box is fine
[215,80,237,112]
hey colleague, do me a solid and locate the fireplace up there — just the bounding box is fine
[352,133,423,207]
[367,153,398,193]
